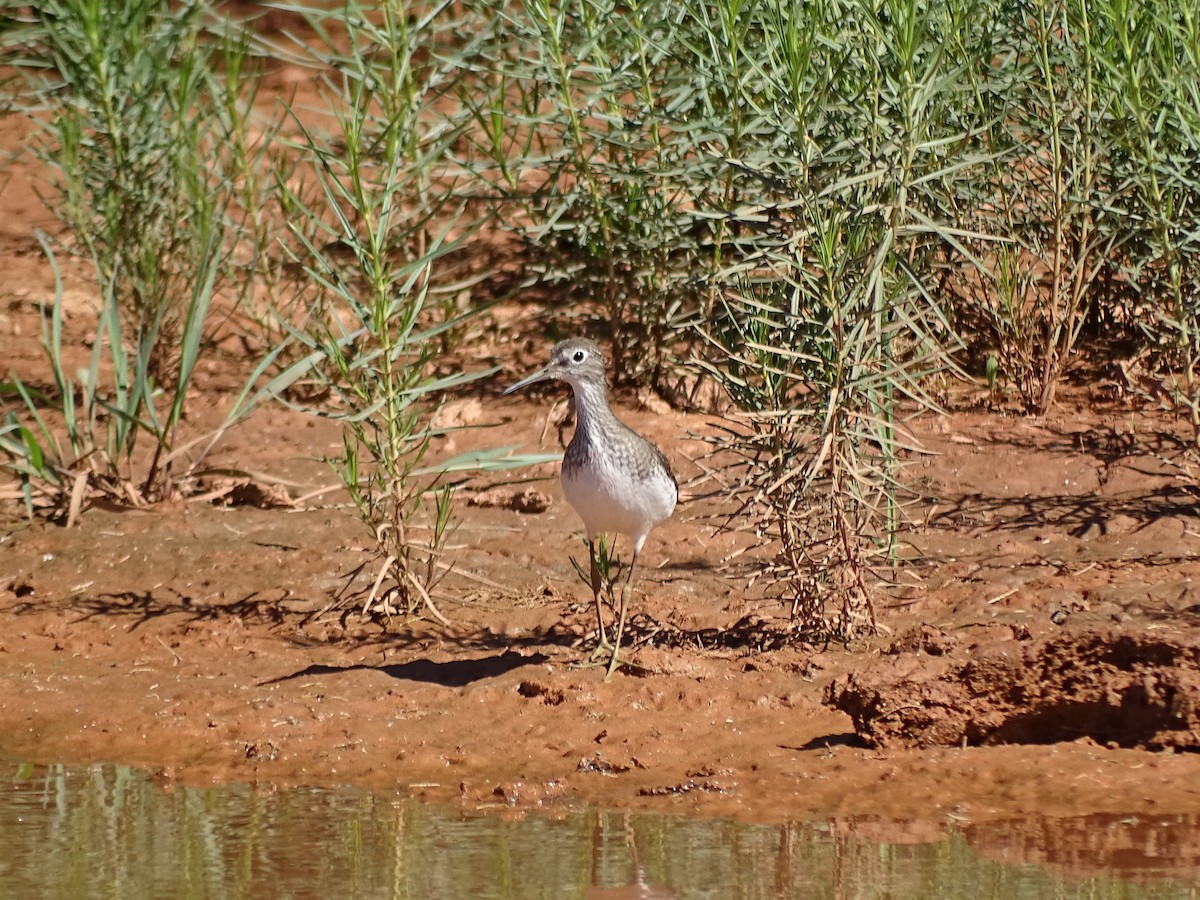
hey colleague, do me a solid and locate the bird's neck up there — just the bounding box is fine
[570,378,615,445]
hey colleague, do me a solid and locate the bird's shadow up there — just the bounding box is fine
[781,733,871,752]
[259,649,550,689]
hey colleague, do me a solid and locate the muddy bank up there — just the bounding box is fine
[826,626,1200,750]
[3,482,1200,828]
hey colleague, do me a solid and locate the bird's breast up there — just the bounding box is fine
[561,454,677,541]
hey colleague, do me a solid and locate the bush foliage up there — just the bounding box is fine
[3,0,1198,635]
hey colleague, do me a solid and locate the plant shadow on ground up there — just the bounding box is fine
[4,590,293,629]
[3,578,824,674]
[927,486,1198,537]
[6,588,577,650]
[920,419,1199,537]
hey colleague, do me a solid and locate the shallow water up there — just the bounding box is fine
[1,763,1196,899]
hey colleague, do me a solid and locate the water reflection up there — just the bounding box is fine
[1,763,1196,899]
[965,814,1200,883]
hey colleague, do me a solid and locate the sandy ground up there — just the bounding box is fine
[3,50,1200,879]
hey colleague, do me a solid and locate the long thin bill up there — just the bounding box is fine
[502,367,552,395]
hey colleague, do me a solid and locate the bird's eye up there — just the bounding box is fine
[572,350,586,362]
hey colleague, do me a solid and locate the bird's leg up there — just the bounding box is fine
[604,551,639,681]
[588,538,614,660]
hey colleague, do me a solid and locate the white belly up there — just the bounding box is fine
[561,456,677,549]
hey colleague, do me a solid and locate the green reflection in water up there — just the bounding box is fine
[1,763,1196,899]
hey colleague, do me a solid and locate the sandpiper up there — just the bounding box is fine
[504,338,678,678]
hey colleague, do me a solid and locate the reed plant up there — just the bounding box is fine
[688,0,988,637]
[1,235,280,522]
[454,0,713,387]
[947,0,1200,425]
[950,0,1120,413]
[1090,0,1200,447]
[22,1,240,381]
[0,1,287,517]
[270,0,554,620]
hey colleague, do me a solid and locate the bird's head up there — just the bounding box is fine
[503,337,606,396]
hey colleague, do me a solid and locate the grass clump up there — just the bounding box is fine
[951,0,1119,413]
[1092,1,1200,448]
[689,0,985,638]
[455,0,716,389]
[0,0,284,517]
[270,0,553,621]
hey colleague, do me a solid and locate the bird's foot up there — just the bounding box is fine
[569,644,620,668]
[569,639,638,679]
[603,646,624,681]
[571,646,651,681]
[588,636,615,662]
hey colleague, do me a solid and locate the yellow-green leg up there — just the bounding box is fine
[603,553,639,681]
[587,539,615,661]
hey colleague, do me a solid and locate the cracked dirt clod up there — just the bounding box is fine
[825,628,1200,751]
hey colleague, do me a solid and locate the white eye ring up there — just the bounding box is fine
[572,350,586,362]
